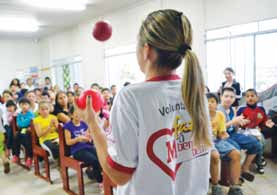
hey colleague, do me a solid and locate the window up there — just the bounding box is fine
[105,45,186,89]
[206,18,277,92]
[259,18,277,31]
[105,45,144,89]
[230,36,254,91]
[52,56,82,90]
[206,39,230,91]
[256,33,277,91]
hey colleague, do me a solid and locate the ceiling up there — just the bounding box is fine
[0,0,144,39]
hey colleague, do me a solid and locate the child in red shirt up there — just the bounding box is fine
[237,89,275,174]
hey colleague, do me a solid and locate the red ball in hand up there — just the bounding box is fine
[76,90,104,112]
[92,20,112,42]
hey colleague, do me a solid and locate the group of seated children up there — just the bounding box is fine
[0,81,114,185]
[207,87,275,195]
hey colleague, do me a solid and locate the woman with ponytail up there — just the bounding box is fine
[75,9,212,195]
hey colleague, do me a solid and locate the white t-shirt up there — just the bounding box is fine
[107,75,211,195]
[0,105,5,132]
[0,103,8,127]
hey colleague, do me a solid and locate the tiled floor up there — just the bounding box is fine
[1,159,277,195]
[0,161,102,195]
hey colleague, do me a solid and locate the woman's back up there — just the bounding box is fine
[108,76,210,195]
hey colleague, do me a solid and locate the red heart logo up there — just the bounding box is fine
[147,128,182,180]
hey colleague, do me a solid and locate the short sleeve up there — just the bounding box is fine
[81,121,88,130]
[235,82,241,96]
[258,107,268,125]
[107,88,138,174]
[63,121,71,130]
[33,116,39,124]
[53,105,62,116]
[236,107,244,116]
[217,112,226,133]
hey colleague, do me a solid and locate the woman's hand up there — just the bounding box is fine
[74,96,99,128]
[74,95,133,185]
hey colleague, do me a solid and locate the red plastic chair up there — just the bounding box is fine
[58,125,89,195]
[30,120,53,184]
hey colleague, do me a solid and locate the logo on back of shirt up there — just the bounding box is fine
[158,102,185,116]
[146,115,208,181]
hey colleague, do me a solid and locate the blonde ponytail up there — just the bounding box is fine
[182,50,212,148]
[139,9,212,147]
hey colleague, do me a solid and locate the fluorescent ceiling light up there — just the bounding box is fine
[22,0,90,11]
[0,16,39,32]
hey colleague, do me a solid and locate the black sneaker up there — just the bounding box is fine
[241,172,255,182]
[256,157,267,167]
[94,170,103,183]
[260,158,267,167]
[85,168,96,180]
[256,165,265,174]
[239,177,244,185]
[228,187,244,195]
[211,185,224,195]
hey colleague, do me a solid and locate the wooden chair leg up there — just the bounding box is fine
[62,166,70,191]
[34,155,40,175]
[77,167,85,195]
[44,156,51,182]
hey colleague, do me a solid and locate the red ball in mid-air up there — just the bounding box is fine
[92,20,112,42]
[75,90,104,112]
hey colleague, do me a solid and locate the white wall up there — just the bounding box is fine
[0,0,207,91]
[0,39,40,91]
[205,0,277,29]
[4,0,275,90]
[163,0,206,73]
[39,0,206,88]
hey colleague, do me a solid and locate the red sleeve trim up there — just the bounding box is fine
[146,74,181,82]
[107,155,136,174]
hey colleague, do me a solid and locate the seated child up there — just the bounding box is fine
[207,93,242,195]
[33,101,59,161]
[0,91,14,155]
[12,98,35,168]
[64,106,102,183]
[0,107,10,174]
[237,88,275,174]
[101,88,112,111]
[218,87,262,182]
[5,100,18,156]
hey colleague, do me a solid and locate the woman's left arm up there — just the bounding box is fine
[75,97,133,185]
[89,122,133,185]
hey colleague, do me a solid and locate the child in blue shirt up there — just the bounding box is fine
[12,98,34,168]
[218,87,262,182]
